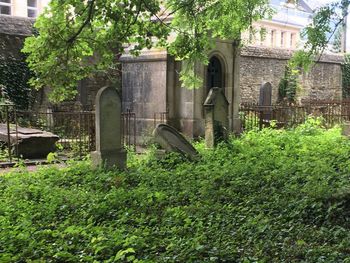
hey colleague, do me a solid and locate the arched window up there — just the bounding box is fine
[206,56,223,92]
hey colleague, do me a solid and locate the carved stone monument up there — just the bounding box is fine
[203,87,229,148]
[91,86,126,169]
[259,82,273,121]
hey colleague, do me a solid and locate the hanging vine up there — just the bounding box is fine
[342,54,350,98]
[278,65,299,104]
[0,55,35,109]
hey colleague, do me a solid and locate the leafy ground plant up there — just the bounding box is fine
[1,120,350,262]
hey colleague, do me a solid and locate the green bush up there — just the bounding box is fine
[1,121,350,262]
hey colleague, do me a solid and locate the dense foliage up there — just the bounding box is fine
[278,65,299,103]
[1,121,350,262]
[342,54,350,98]
[292,0,349,70]
[22,0,272,101]
[0,57,35,109]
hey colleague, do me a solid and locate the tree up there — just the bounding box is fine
[23,0,350,102]
[22,0,272,102]
[290,0,349,70]
[332,26,342,53]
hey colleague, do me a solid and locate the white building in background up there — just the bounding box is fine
[0,0,49,18]
[244,0,314,50]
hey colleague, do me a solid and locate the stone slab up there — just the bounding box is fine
[0,124,59,158]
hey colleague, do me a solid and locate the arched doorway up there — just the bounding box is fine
[206,56,224,92]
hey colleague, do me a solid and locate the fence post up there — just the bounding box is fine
[259,109,263,130]
[5,105,12,162]
[14,107,19,161]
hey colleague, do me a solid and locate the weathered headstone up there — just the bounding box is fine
[259,82,273,121]
[91,86,126,169]
[153,124,198,160]
[0,124,59,158]
[342,121,350,137]
[203,87,229,148]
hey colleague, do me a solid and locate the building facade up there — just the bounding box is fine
[0,0,49,18]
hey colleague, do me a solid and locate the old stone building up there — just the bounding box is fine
[0,11,344,144]
[0,15,114,111]
[0,0,50,18]
[121,44,343,142]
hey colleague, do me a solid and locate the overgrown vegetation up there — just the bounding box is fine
[1,120,350,262]
[0,56,35,109]
[342,54,350,98]
[278,65,299,103]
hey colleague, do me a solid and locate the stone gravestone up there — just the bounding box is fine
[203,87,229,148]
[91,86,126,169]
[342,121,350,137]
[259,82,273,121]
[153,124,198,160]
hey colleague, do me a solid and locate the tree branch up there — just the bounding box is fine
[67,0,95,44]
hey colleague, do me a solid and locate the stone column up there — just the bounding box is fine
[265,29,272,47]
[91,86,126,169]
[232,44,241,134]
[204,105,215,148]
[285,32,292,49]
[275,30,282,48]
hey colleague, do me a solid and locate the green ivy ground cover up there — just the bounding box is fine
[1,120,350,262]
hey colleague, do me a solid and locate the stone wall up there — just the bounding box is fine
[239,46,343,103]
[0,16,34,60]
[121,50,168,143]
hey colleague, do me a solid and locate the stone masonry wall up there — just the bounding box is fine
[240,46,343,103]
[121,50,168,143]
[0,16,34,60]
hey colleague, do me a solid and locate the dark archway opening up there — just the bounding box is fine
[206,56,223,92]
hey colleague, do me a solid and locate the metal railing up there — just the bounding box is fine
[0,106,137,164]
[154,111,168,128]
[0,104,19,163]
[122,108,136,150]
[240,100,350,131]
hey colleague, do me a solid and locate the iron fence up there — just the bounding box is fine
[0,104,19,163]
[154,111,169,128]
[122,109,136,150]
[240,101,350,131]
[0,106,136,165]
[15,110,96,157]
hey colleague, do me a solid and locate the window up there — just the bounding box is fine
[27,0,37,18]
[0,0,11,15]
[281,32,285,47]
[290,33,295,48]
[271,30,275,47]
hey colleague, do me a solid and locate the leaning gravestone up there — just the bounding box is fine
[259,82,273,121]
[153,124,198,160]
[91,86,126,169]
[203,87,229,148]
